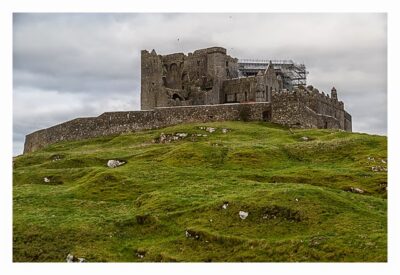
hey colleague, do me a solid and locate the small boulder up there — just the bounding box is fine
[239,211,249,220]
[77,258,86,263]
[43,177,51,183]
[176,132,188,138]
[206,127,216,133]
[221,128,229,134]
[107,160,125,168]
[66,253,86,263]
[351,187,364,194]
[300,136,309,141]
[66,253,74,263]
[159,133,167,143]
[222,202,229,209]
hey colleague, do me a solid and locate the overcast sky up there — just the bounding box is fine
[13,13,387,155]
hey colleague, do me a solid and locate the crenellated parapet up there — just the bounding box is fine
[271,85,351,131]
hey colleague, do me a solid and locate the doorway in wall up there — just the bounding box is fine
[262,110,271,121]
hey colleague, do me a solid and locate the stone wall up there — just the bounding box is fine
[271,89,348,130]
[24,102,271,154]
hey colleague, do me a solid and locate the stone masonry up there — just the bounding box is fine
[23,46,352,154]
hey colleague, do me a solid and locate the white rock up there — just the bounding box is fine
[300,136,309,141]
[239,211,249,220]
[66,254,74,263]
[351,187,364,194]
[43,177,50,183]
[176,133,188,138]
[160,133,167,143]
[222,128,228,134]
[222,203,228,209]
[107,160,125,168]
[206,127,216,133]
[185,230,191,238]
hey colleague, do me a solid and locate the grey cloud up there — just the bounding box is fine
[13,13,387,155]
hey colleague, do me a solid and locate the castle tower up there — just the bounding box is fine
[331,86,338,100]
[202,47,231,104]
[141,49,163,110]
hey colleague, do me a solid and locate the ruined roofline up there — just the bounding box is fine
[142,46,229,58]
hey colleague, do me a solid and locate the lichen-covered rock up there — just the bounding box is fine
[66,253,74,263]
[239,211,248,220]
[351,187,364,194]
[66,253,86,263]
[107,160,125,168]
[206,127,216,133]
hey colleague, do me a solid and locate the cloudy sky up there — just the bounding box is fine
[13,13,387,155]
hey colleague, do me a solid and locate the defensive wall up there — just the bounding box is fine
[23,102,271,153]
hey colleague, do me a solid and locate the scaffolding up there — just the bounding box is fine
[238,59,308,90]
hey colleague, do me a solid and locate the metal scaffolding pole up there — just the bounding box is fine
[238,59,308,90]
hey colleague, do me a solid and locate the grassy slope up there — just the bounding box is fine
[13,121,387,262]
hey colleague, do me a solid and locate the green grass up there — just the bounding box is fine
[13,121,387,262]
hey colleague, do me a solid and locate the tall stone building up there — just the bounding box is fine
[141,46,281,109]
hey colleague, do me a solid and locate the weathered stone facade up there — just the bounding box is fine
[23,46,352,154]
[222,64,280,104]
[24,103,271,153]
[272,86,352,131]
[141,47,238,109]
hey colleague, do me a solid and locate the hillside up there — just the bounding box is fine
[13,121,387,262]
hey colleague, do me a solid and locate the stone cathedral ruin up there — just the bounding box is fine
[23,46,352,153]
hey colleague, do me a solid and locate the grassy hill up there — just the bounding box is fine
[13,121,387,262]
